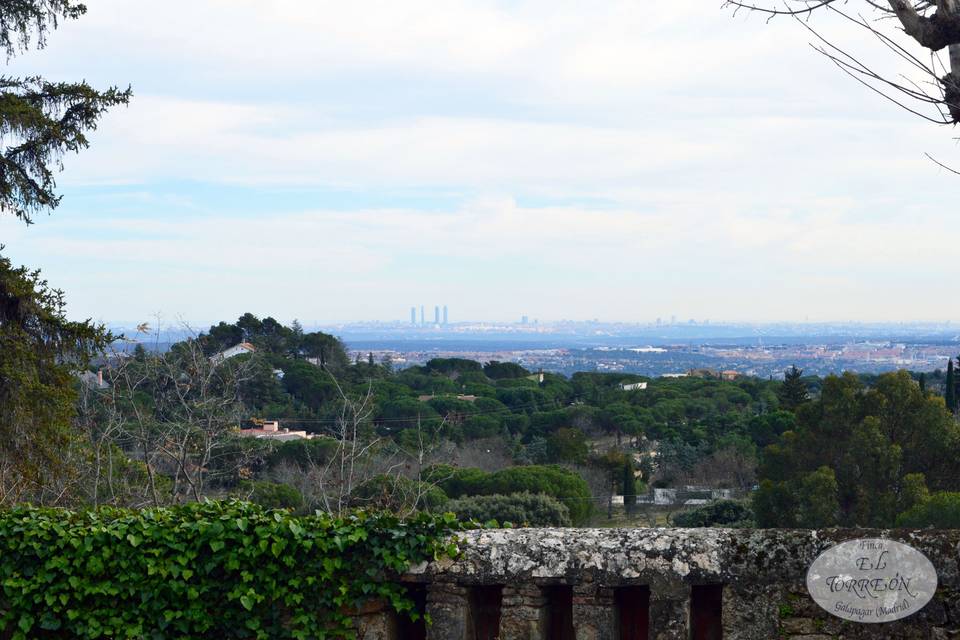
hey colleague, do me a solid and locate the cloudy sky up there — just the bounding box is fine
[1,1,957,326]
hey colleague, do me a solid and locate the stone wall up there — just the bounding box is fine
[368,528,960,639]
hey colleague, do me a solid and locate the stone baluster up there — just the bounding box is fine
[351,599,396,640]
[721,584,779,640]
[649,583,690,640]
[499,583,547,640]
[573,582,617,640]
[425,581,469,640]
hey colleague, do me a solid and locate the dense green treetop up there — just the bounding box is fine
[755,370,960,527]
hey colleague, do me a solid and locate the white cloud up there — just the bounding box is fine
[5,192,959,323]
[2,0,957,323]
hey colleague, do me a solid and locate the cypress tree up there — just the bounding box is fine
[622,457,637,515]
[919,372,927,395]
[778,365,809,411]
[946,360,956,413]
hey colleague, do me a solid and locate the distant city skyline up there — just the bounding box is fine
[106,315,960,337]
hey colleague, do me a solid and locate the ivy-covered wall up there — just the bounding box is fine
[0,502,458,639]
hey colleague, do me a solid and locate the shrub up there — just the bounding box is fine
[266,437,338,467]
[545,427,588,463]
[483,361,530,380]
[462,414,502,439]
[448,492,571,527]
[896,492,960,528]
[423,358,483,376]
[244,480,304,511]
[425,464,592,524]
[671,500,754,528]
[480,465,593,525]
[350,474,449,512]
[425,464,487,499]
[0,501,459,639]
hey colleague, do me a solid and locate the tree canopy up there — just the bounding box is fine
[0,251,109,502]
[0,0,131,223]
[754,370,960,527]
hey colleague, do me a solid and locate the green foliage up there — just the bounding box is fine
[621,457,637,514]
[350,475,449,513]
[281,361,339,410]
[423,358,483,376]
[896,492,960,528]
[671,500,754,528]
[266,438,338,468]
[200,315,349,371]
[947,359,957,414]
[0,251,110,502]
[797,466,841,528]
[0,1,84,58]
[1,2,132,224]
[0,501,460,639]
[482,361,530,380]
[439,465,593,525]
[747,411,796,449]
[898,472,930,514]
[545,427,588,463]
[447,492,571,527]
[425,465,487,499]
[462,414,502,440]
[244,481,304,511]
[755,370,960,527]
[778,366,809,411]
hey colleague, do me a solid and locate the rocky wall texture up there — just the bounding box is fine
[396,528,960,639]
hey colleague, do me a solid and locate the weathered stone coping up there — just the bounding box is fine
[406,528,960,586]
[352,528,960,639]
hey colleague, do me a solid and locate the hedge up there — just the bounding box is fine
[446,492,571,527]
[896,492,960,528]
[0,501,459,639]
[427,464,592,525]
[670,500,754,528]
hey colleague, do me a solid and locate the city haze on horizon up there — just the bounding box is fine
[106,313,960,342]
[2,1,959,324]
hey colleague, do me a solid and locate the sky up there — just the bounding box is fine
[1,0,959,326]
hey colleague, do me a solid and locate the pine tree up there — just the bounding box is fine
[0,1,126,502]
[778,365,809,411]
[622,457,637,515]
[1,1,131,224]
[946,360,956,414]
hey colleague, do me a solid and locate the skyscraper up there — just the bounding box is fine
[434,306,440,325]
[420,305,425,326]
[410,307,416,325]
[443,305,448,325]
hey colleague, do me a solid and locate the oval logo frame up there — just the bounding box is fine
[806,538,938,623]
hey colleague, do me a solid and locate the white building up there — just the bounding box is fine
[210,342,256,366]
